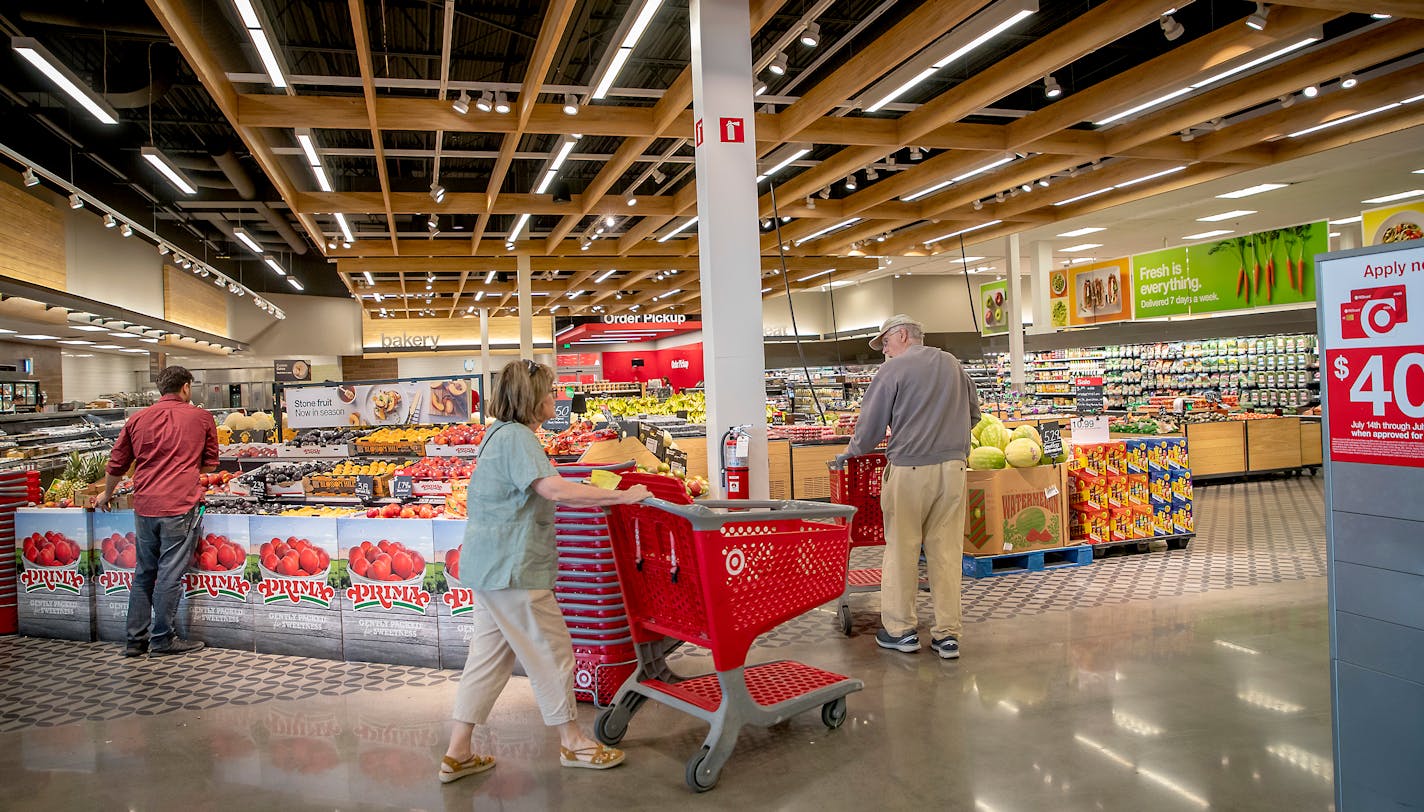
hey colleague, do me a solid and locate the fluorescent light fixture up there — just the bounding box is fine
[656,216,698,243]
[310,164,332,192]
[335,212,355,243]
[864,1,1036,112]
[1362,190,1424,204]
[548,138,577,172]
[535,169,559,195]
[507,213,531,241]
[593,47,633,100]
[925,220,1002,244]
[92,344,123,349]
[1198,209,1257,222]
[594,269,618,283]
[1329,215,1362,224]
[232,227,263,253]
[900,155,1015,202]
[1064,257,1097,265]
[1288,102,1401,138]
[108,331,138,338]
[623,0,663,49]
[756,146,810,183]
[901,178,953,203]
[474,290,484,301]
[1114,165,1185,188]
[287,277,304,291]
[296,130,320,166]
[11,37,120,124]
[1053,187,1113,206]
[1183,229,1233,240]
[1061,243,1102,252]
[1218,182,1289,199]
[949,256,986,264]
[361,271,375,287]
[69,325,108,332]
[16,334,59,340]
[140,146,197,195]
[793,218,860,246]
[1057,226,1105,237]
[263,255,287,277]
[120,348,149,354]
[484,270,496,284]
[796,269,835,282]
[58,340,94,345]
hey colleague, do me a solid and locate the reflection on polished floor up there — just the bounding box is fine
[0,477,1334,810]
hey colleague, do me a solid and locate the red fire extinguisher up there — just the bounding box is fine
[721,425,752,500]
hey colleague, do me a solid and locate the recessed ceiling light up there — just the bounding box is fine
[1197,210,1257,222]
[1061,243,1102,252]
[92,344,123,349]
[1183,229,1234,241]
[1056,227,1105,238]
[109,332,137,338]
[1217,183,1289,199]
[70,325,109,332]
[16,334,60,340]
[1362,190,1424,204]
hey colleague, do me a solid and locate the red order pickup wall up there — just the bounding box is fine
[601,342,704,390]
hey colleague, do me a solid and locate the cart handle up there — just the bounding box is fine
[827,452,884,471]
[630,497,855,531]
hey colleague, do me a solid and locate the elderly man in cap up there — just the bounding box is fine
[844,315,980,659]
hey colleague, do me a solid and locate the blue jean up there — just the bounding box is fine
[126,506,203,647]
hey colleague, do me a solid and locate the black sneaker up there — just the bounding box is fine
[931,636,960,660]
[875,629,921,653]
[150,639,205,656]
[122,641,148,658]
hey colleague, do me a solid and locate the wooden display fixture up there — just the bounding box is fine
[1300,419,1323,467]
[1185,421,1247,477]
[1247,417,1303,472]
[577,436,660,471]
[790,442,845,500]
[767,440,791,501]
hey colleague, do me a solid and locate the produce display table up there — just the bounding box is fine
[1184,422,1248,478]
[1300,418,1323,469]
[1246,417,1303,473]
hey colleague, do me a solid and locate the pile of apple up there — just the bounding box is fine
[259,537,330,578]
[636,463,711,499]
[364,502,446,519]
[101,531,138,570]
[201,470,238,494]
[194,533,247,572]
[349,539,426,582]
[431,424,485,446]
[23,531,82,568]
[394,457,475,480]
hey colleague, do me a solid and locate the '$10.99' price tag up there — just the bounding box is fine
[1325,347,1424,467]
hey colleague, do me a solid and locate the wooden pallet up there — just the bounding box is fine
[961,545,1094,579]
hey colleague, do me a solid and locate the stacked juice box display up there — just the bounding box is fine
[1071,439,1193,543]
[337,517,439,668]
[178,512,256,650]
[15,508,96,641]
[433,519,475,670]
[92,510,138,642]
[250,515,342,660]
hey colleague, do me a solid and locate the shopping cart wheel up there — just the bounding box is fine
[594,706,628,746]
[836,603,852,636]
[685,745,717,792]
[821,697,847,729]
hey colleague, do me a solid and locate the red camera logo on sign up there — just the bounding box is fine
[1341,285,1408,339]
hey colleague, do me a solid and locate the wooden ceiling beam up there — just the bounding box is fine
[1271,0,1424,18]
[337,255,875,274]
[292,191,680,217]
[1270,97,1424,162]
[347,0,399,254]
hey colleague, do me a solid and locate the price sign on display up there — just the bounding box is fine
[1040,422,1063,458]
[1319,246,1424,468]
[667,448,688,478]
[1074,376,1105,414]
[354,475,376,503]
[247,478,267,500]
[391,475,414,500]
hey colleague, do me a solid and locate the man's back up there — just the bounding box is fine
[847,345,980,466]
[108,396,218,517]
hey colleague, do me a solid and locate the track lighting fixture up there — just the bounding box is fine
[626,197,637,206]
[22,167,39,187]
[1246,2,1269,31]
[493,92,511,114]
[800,22,820,48]
[768,53,788,76]
[819,187,830,200]
[1043,75,1062,98]
[103,214,117,228]
[429,182,446,203]
[1302,84,1318,98]
[1037,178,1050,188]
[754,82,768,96]
[909,146,922,161]
[475,91,494,112]
[1279,93,1294,108]
[120,223,132,237]
[1160,13,1184,41]
[806,196,816,209]
[562,93,580,115]
[1340,73,1358,89]
[651,169,666,184]
[760,218,771,229]
[995,192,1006,203]
[1020,183,1033,192]
[1180,129,1194,142]
[844,173,857,191]
[972,199,983,211]
[158,243,171,256]
[451,89,470,115]
[866,167,879,180]
[69,193,83,209]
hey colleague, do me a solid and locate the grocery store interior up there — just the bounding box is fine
[0,0,1421,808]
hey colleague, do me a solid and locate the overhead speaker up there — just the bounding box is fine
[551,180,572,204]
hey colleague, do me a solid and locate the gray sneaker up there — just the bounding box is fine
[875,629,921,653]
[930,636,960,660]
[150,639,205,656]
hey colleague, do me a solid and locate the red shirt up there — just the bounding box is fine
[107,395,219,517]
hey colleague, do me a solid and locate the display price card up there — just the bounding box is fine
[1074,376,1105,414]
[554,399,573,422]
[667,448,687,478]
[1040,421,1063,458]
[354,475,376,502]
[638,423,668,461]
[1071,415,1109,444]
[390,475,414,500]
[247,478,267,500]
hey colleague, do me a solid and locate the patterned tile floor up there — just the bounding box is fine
[0,475,1326,734]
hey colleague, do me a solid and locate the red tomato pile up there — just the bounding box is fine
[259,536,330,577]
[194,533,247,572]
[22,531,81,568]
[101,531,139,569]
[349,539,425,582]
[444,545,461,581]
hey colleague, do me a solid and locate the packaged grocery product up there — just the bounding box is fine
[1129,505,1154,539]
[1164,438,1190,470]
[1146,439,1170,475]
[1148,474,1171,507]
[1152,504,1173,537]
[1126,473,1150,506]
[1069,471,1108,511]
[1106,475,1127,509]
[1109,507,1133,541]
[1171,502,1194,535]
[1125,439,1150,474]
[1070,507,1110,544]
[1069,443,1106,477]
[1169,468,1193,503]
[1103,441,1127,476]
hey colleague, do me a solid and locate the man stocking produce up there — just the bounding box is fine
[95,366,220,657]
[845,315,980,660]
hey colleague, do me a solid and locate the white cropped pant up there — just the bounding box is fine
[451,589,577,727]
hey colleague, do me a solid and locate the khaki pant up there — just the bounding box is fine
[880,460,967,640]
[452,589,577,727]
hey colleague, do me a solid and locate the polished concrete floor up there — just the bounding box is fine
[0,477,1335,810]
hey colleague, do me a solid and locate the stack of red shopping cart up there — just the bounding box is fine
[0,470,41,634]
[553,462,639,706]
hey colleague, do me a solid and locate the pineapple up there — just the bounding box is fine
[80,452,106,485]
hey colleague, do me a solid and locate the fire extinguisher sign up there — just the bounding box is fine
[1319,243,1424,467]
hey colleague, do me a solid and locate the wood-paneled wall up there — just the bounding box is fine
[163,266,228,336]
[340,356,399,381]
[0,181,65,290]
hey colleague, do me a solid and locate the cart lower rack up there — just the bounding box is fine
[596,475,863,791]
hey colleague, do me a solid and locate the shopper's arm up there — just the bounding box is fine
[96,424,135,511]
[200,419,220,474]
[846,370,895,457]
[964,370,981,427]
[532,476,652,507]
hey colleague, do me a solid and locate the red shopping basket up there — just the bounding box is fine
[826,453,887,635]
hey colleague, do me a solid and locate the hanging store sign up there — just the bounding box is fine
[600,314,689,325]
[286,379,474,429]
[979,280,1009,336]
[1362,202,1424,247]
[274,360,311,382]
[1053,259,1132,327]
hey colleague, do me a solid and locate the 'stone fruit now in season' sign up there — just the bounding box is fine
[1320,243,1424,468]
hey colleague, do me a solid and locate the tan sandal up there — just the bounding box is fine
[559,744,626,770]
[439,754,496,783]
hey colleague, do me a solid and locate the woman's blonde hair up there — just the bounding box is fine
[490,359,554,425]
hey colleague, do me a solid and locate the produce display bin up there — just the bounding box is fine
[1184,422,1247,478]
[1247,417,1303,472]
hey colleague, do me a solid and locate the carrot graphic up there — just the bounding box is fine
[1211,239,1247,299]
[1250,235,1263,295]
[1281,229,1298,291]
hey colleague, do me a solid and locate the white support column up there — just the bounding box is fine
[1029,240,1053,335]
[690,0,768,498]
[1006,233,1026,391]
[479,307,492,420]
[517,254,533,360]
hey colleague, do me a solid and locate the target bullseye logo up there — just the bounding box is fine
[575,668,593,688]
[725,547,746,576]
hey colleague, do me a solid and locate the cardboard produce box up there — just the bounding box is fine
[16,508,96,641]
[963,464,1070,556]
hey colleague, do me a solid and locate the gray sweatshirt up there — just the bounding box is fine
[846,344,981,466]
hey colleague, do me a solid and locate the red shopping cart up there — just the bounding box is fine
[595,473,862,792]
[827,453,887,636]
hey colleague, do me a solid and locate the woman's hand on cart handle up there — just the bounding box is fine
[620,484,653,504]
